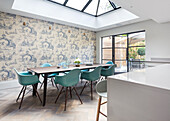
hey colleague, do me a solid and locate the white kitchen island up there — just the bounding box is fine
[108,64,170,121]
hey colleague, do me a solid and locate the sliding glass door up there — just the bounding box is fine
[101,36,112,63]
[113,35,128,72]
[101,30,145,73]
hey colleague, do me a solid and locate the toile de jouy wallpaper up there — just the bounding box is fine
[0,12,96,81]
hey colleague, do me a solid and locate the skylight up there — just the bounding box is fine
[67,0,89,11]
[50,0,65,4]
[48,0,121,17]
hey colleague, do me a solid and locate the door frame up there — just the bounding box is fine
[101,30,145,73]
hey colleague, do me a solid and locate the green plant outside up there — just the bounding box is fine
[137,47,145,56]
[129,47,145,61]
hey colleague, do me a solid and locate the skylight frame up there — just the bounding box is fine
[47,0,121,17]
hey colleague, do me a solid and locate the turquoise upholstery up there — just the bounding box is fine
[14,68,40,86]
[14,68,42,109]
[40,63,52,67]
[81,69,89,72]
[54,69,81,87]
[106,61,114,65]
[101,65,115,77]
[54,69,82,111]
[80,66,102,100]
[81,66,102,81]
[41,63,58,77]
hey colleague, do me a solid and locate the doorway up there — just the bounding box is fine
[101,30,145,73]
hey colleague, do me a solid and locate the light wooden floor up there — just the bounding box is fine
[0,80,107,121]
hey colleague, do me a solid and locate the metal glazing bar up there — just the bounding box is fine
[109,0,116,9]
[82,0,92,12]
[96,0,100,17]
[63,0,68,6]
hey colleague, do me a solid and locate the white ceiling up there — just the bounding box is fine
[1,0,169,31]
[111,0,170,23]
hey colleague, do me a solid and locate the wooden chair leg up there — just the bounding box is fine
[73,87,83,104]
[16,86,24,102]
[39,81,44,89]
[55,84,59,90]
[19,86,26,109]
[96,96,102,121]
[51,78,55,87]
[55,87,64,103]
[69,87,72,98]
[80,81,88,95]
[91,81,93,100]
[64,87,68,111]
[32,85,42,104]
[100,76,104,81]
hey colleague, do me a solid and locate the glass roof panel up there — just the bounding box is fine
[50,0,65,4]
[47,0,120,17]
[97,0,113,15]
[114,3,120,8]
[67,0,89,11]
[84,0,98,16]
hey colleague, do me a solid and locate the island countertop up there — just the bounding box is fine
[107,64,170,121]
[108,64,170,91]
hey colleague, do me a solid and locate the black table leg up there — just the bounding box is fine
[32,74,40,96]
[43,74,48,106]
[32,84,38,96]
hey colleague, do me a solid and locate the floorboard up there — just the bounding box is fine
[0,80,107,121]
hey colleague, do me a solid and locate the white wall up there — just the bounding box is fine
[96,20,170,63]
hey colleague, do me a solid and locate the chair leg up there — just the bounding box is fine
[96,96,102,121]
[16,86,24,102]
[32,85,42,104]
[80,81,87,95]
[19,86,26,109]
[55,87,64,103]
[69,87,72,99]
[91,81,93,100]
[55,84,59,90]
[73,87,83,104]
[100,76,104,81]
[51,78,55,87]
[39,81,44,89]
[64,87,68,111]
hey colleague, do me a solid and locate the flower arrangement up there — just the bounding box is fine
[74,58,81,67]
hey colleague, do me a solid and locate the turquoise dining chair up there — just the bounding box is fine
[54,69,83,111]
[101,65,115,79]
[96,80,107,121]
[14,68,42,109]
[80,66,102,100]
[40,63,59,89]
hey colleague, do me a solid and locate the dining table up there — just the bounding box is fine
[27,63,111,106]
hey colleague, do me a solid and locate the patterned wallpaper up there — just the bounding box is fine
[0,12,96,81]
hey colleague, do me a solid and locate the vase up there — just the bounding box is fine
[75,64,80,67]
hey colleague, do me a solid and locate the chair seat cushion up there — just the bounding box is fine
[97,92,107,98]
[48,73,58,78]
[19,72,32,75]
[81,69,89,72]
[64,72,69,74]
